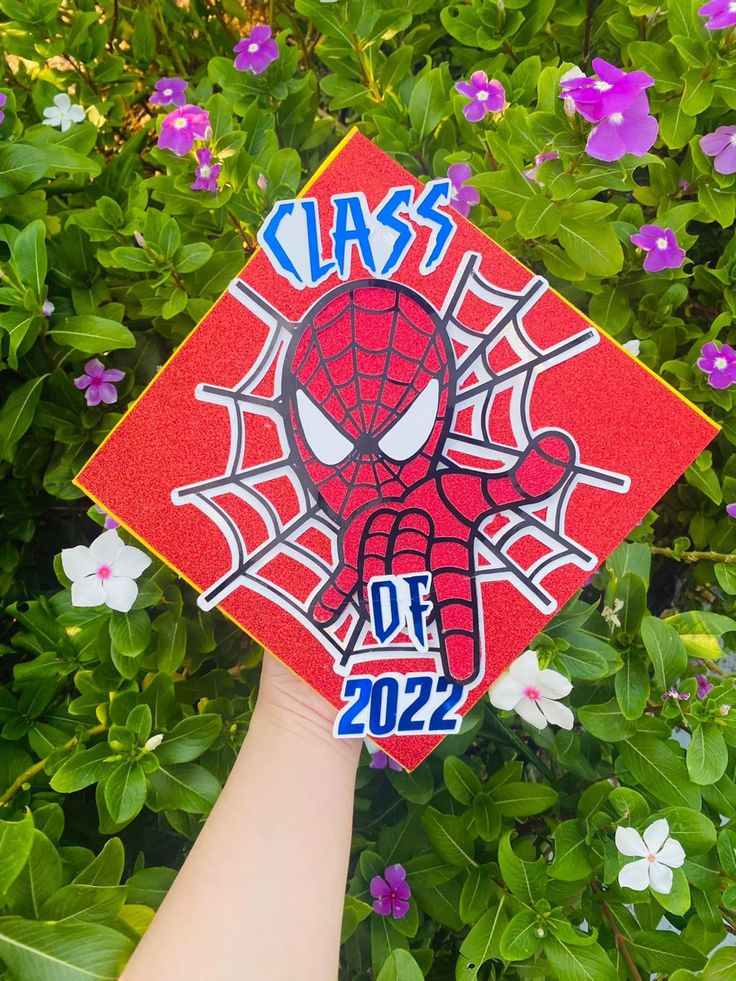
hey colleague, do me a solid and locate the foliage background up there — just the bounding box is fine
[1,0,736,978]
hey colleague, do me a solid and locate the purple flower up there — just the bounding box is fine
[728,503,736,519]
[370,864,411,919]
[41,299,54,317]
[233,25,279,75]
[696,675,714,698]
[523,151,559,183]
[190,147,221,193]
[560,58,654,123]
[455,71,505,123]
[369,750,402,771]
[700,126,736,175]
[586,92,658,162]
[697,341,736,389]
[630,225,686,273]
[94,505,120,531]
[699,0,736,29]
[0,92,6,125]
[158,105,210,157]
[447,163,480,217]
[150,78,188,108]
[257,173,268,190]
[662,688,690,702]
[74,359,124,407]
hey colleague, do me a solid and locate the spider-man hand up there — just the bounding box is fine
[310,431,576,684]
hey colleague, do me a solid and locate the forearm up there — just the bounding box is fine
[122,658,361,981]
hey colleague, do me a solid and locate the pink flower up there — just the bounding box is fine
[699,0,736,30]
[158,104,210,157]
[233,25,279,75]
[190,147,221,193]
[696,675,713,698]
[661,687,690,702]
[0,92,6,125]
[94,504,119,531]
[370,864,411,919]
[630,225,686,273]
[74,359,124,407]
[586,93,658,162]
[257,174,268,190]
[700,126,736,175]
[697,341,736,389]
[447,163,480,217]
[455,71,505,122]
[523,151,559,183]
[150,78,188,108]
[560,58,654,123]
[728,503,736,518]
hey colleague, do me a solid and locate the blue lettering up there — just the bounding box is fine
[369,579,402,644]
[412,178,456,274]
[374,186,415,277]
[331,194,376,278]
[258,201,303,286]
[404,573,432,652]
[302,199,337,284]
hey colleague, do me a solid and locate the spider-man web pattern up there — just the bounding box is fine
[172,251,630,684]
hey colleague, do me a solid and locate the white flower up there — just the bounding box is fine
[622,339,641,357]
[615,819,685,894]
[488,649,574,730]
[560,65,585,117]
[61,529,151,613]
[41,300,55,317]
[42,93,86,132]
[602,598,624,628]
[144,733,164,751]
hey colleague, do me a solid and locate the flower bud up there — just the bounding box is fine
[719,704,731,716]
[144,733,164,751]
[134,231,146,249]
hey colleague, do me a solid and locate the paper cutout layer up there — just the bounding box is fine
[76,130,718,770]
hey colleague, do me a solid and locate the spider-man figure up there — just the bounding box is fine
[282,281,577,685]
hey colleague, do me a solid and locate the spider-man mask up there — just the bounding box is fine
[285,282,453,520]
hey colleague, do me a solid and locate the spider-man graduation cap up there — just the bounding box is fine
[76,130,718,770]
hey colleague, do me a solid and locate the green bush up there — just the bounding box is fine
[1,0,736,978]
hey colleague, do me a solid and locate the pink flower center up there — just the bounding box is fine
[716,357,728,370]
[477,90,489,101]
[97,565,112,580]
[200,165,211,177]
[656,237,668,250]
[173,118,188,129]
[609,112,623,125]
[248,42,260,53]
[164,88,172,96]
[524,686,541,701]
[646,853,657,863]
[594,81,613,92]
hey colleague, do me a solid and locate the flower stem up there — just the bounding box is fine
[592,881,643,981]
[0,724,106,807]
[650,546,736,565]
[485,708,557,783]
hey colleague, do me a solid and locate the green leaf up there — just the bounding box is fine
[578,700,635,741]
[443,756,481,804]
[667,611,736,659]
[456,898,508,980]
[376,949,424,981]
[615,652,650,720]
[387,763,434,804]
[543,936,618,981]
[0,375,47,460]
[0,143,48,196]
[0,810,34,893]
[0,918,134,981]
[109,610,151,658]
[490,781,558,817]
[497,832,546,905]
[420,807,475,867]
[641,617,688,690]
[516,195,560,239]
[75,839,125,886]
[124,866,176,909]
[656,807,717,854]
[12,219,47,303]
[629,930,706,974]
[340,894,373,943]
[659,101,696,149]
[174,242,213,273]
[472,793,501,841]
[409,67,447,141]
[50,743,112,793]
[147,762,221,814]
[687,723,728,785]
[6,830,61,917]
[558,218,623,277]
[500,910,539,960]
[619,735,701,809]
[549,820,593,881]
[126,705,152,745]
[40,882,127,924]
[459,867,492,923]
[704,947,736,979]
[652,866,691,916]
[103,761,147,824]
[155,714,221,764]
[49,316,135,354]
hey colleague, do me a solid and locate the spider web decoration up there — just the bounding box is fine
[171,251,630,676]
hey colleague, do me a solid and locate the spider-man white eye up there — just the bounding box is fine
[378,378,439,462]
[295,389,353,465]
